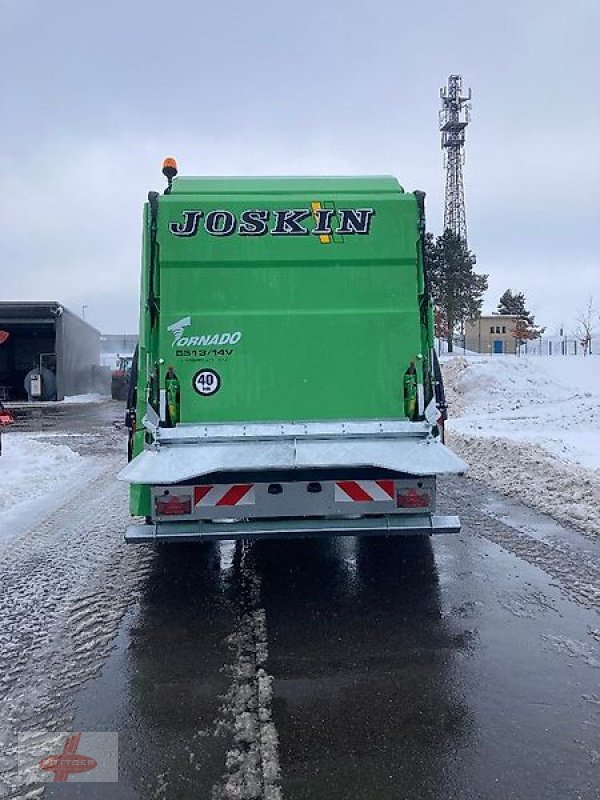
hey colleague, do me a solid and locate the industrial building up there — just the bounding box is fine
[0,302,101,401]
[100,333,138,370]
[100,333,138,356]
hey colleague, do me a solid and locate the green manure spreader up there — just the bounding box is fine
[119,160,467,542]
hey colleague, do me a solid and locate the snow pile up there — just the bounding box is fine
[443,355,600,538]
[63,393,105,403]
[0,434,83,539]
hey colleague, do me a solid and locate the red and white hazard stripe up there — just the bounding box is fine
[194,484,255,507]
[334,480,394,503]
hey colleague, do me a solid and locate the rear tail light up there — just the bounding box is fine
[155,493,192,516]
[0,412,13,426]
[397,488,430,509]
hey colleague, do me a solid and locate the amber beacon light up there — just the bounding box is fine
[162,157,178,191]
[162,157,178,178]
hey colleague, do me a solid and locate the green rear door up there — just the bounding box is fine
[153,176,424,423]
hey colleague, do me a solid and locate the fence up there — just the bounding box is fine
[519,336,599,356]
[435,335,599,356]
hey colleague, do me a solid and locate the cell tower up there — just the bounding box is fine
[439,74,471,241]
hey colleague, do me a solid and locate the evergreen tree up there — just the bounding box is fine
[497,289,544,349]
[497,289,534,324]
[425,230,488,353]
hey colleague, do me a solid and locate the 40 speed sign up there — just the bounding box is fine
[192,369,221,396]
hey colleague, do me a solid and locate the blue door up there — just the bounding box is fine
[493,340,504,353]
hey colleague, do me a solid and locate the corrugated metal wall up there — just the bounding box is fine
[55,308,101,399]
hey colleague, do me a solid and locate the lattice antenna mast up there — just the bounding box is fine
[439,74,471,242]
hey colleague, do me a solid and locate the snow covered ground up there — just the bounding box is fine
[5,393,108,408]
[0,434,90,542]
[442,355,600,538]
[63,392,106,403]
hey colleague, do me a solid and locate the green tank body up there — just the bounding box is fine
[121,169,465,539]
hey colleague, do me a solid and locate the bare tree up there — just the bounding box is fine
[576,296,598,356]
[512,318,543,354]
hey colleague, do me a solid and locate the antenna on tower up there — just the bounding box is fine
[439,74,471,242]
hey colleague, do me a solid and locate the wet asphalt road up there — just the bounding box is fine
[4,402,600,799]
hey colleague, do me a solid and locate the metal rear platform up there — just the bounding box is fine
[125,514,461,543]
[118,418,468,485]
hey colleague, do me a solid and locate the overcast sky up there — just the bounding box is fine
[1,0,599,334]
